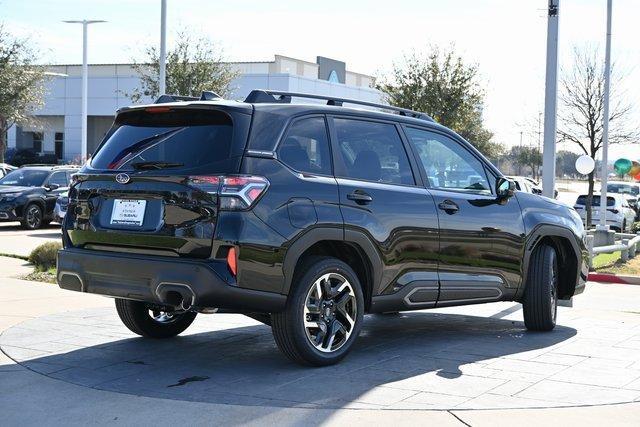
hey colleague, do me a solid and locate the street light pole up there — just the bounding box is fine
[599,0,613,229]
[159,0,167,95]
[541,0,560,199]
[63,19,106,161]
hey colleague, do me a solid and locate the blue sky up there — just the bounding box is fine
[2,0,640,155]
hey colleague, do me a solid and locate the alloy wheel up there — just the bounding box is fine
[303,273,357,353]
[26,205,42,229]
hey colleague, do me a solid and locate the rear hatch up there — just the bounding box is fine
[65,104,252,258]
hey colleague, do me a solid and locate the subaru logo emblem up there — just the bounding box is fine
[115,173,130,184]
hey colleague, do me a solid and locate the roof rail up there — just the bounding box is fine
[244,90,434,121]
[155,91,223,104]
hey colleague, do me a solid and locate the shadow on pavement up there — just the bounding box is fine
[2,308,577,409]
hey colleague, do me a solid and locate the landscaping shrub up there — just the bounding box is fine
[28,242,62,272]
[632,222,640,234]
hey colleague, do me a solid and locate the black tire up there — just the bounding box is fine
[115,298,197,338]
[271,256,364,366]
[21,203,43,230]
[522,244,558,331]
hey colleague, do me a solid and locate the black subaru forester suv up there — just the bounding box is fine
[57,90,587,366]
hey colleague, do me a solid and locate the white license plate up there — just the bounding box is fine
[110,199,147,226]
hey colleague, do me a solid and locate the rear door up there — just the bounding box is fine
[329,116,440,306]
[66,106,251,258]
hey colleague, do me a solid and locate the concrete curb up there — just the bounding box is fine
[588,272,640,285]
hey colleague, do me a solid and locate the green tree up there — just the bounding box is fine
[377,46,500,157]
[0,25,48,163]
[515,146,542,180]
[558,47,638,228]
[128,31,238,102]
[556,150,579,178]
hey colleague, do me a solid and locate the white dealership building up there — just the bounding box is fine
[6,55,381,162]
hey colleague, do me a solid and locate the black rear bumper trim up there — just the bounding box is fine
[57,248,286,313]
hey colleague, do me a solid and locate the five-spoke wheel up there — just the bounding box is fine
[272,256,364,366]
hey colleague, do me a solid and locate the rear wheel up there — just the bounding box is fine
[271,257,364,366]
[21,203,43,230]
[115,298,196,338]
[522,244,558,331]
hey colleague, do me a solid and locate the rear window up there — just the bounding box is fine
[576,195,615,207]
[607,183,639,196]
[91,109,234,173]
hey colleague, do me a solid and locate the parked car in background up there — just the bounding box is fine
[4,148,58,167]
[0,163,17,178]
[53,191,69,223]
[606,181,640,220]
[574,193,636,232]
[0,165,79,229]
[507,176,558,198]
[56,90,587,366]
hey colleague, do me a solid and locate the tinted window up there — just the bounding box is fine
[405,127,491,194]
[0,169,49,187]
[576,195,615,207]
[607,183,639,196]
[278,117,331,175]
[48,172,69,187]
[333,119,414,185]
[91,109,233,173]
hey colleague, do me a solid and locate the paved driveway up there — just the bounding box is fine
[0,222,62,257]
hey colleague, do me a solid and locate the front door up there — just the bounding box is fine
[403,127,526,306]
[329,117,440,308]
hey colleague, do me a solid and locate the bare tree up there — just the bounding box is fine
[558,46,638,227]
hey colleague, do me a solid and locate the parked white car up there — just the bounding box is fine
[574,193,636,232]
[606,181,640,220]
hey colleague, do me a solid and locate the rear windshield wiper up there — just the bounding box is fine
[108,127,186,169]
[131,161,184,170]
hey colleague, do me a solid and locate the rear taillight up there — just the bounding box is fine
[188,175,269,210]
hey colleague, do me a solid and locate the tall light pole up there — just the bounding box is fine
[63,19,106,161]
[541,0,560,199]
[159,0,167,95]
[599,0,613,229]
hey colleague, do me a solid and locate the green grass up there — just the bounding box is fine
[592,251,621,270]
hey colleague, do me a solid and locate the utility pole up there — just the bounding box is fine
[63,19,106,161]
[159,0,167,95]
[541,0,559,198]
[599,0,613,229]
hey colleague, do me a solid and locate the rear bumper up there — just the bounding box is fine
[57,248,286,312]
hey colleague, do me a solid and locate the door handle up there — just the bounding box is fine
[438,200,459,213]
[347,190,373,205]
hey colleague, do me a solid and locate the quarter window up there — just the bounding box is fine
[333,118,414,185]
[405,127,491,194]
[278,117,331,175]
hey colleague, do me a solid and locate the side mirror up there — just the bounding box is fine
[496,177,515,199]
[46,183,60,191]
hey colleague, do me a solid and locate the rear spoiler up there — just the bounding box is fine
[154,91,221,104]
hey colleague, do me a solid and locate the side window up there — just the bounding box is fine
[405,127,492,194]
[48,171,69,187]
[278,117,331,175]
[333,118,414,185]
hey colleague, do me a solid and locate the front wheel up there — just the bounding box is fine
[115,298,196,338]
[271,256,364,366]
[21,203,43,230]
[522,244,558,331]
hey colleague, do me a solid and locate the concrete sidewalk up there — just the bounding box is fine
[0,222,62,258]
[1,262,640,425]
